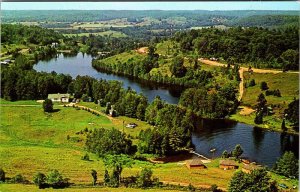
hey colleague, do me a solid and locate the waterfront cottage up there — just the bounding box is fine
[242,164,262,174]
[219,159,238,170]
[186,159,206,169]
[48,93,70,103]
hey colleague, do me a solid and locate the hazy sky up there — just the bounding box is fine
[2,2,299,11]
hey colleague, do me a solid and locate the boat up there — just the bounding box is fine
[209,148,216,153]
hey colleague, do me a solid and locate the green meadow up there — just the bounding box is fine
[0,100,298,191]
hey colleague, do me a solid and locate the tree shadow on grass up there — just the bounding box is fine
[51,109,61,113]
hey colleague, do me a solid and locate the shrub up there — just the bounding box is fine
[260,81,269,90]
[33,172,47,188]
[12,174,25,183]
[248,79,256,87]
[81,153,90,161]
[43,99,53,112]
[136,168,153,188]
[0,168,5,182]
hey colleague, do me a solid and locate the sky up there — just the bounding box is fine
[1,2,299,11]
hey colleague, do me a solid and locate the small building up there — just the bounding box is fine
[241,158,251,164]
[51,42,59,48]
[219,159,238,170]
[186,159,206,169]
[48,93,70,103]
[126,123,137,128]
[242,164,262,174]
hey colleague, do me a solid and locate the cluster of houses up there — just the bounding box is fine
[185,158,262,174]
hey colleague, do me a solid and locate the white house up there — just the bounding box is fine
[48,93,70,103]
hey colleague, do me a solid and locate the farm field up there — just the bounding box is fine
[63,31,127,38]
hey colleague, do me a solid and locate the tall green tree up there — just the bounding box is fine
[169,56,187,77]
[273,151,298,178]
[91,170,97,186]
[232,144,243,159]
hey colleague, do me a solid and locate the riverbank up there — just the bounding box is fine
[230,109,299,135]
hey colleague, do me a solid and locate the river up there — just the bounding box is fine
[33,52,299,167]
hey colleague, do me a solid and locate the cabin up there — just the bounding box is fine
[48,93,70,103]
[126,123,137,129]
[241,158,251,164]
[186,159,206,169]
[51,42,59,48]
[219,159,238,170]
[242,163,262,174]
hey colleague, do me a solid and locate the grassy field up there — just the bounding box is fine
[0,100,298,191]
[63,31,127,38]
[230,72,299,133]
[0,184,186,192]
[242,72,299,109]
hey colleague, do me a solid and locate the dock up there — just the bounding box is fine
[189,150,210,160]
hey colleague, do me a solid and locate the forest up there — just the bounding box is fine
[174,26,299,70]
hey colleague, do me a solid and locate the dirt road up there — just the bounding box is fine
[199,59,299,102]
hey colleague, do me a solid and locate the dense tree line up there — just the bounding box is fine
[1,64,72,101]
[174,27,299,70]
[179,83,238,118]
[138,96,195,155]
[229,15,299,28]
[85,128,135,156]
[228,169,277,192]
[3,10,297,26]
[92,52,213,88]
[1,24,62,45]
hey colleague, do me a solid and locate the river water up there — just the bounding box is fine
[33,52,299,167]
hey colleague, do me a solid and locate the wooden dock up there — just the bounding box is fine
[189,150,210,160]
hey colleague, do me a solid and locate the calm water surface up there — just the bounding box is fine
[34,53,299,167]
[34,53,180,104]
[193,119,298,167]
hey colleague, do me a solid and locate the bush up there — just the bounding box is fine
[260,81,269,90]
[12,174,25,183]
[33,172,47,188]
[0,168,5,182]
[136,168,153,188]
[43,99,53,112]
[46,169,69,188]
[266,89,281,97]
[248,79,256,87]
[81,153,90,161]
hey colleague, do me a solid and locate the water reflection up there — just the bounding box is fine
[34,53,181,103]
[192,119,298,167]
[33,52,299,167]
[252,126,265,152]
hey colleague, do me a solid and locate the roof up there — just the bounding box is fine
[48,93,70,99]
[242,164,262,171]
[186,159,204,166]
[219,159,237,166]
